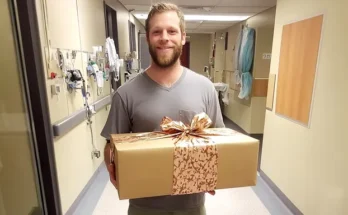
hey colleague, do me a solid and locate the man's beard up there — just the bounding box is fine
[149,43,182,68]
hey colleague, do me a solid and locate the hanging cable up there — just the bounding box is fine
[78,70,100,158]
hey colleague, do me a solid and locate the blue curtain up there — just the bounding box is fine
[238,27,255,100]
[234,30,243,85]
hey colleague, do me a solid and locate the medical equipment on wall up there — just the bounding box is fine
[65,69,83,92]
[69,64,100,159]
[55,49,78,77]
[86,60,105,96]
[50,47,102,159]
[80,72,100,159]
[122,51,140,83]
[105,37,121,90]
[86,64,96,80]
[57,49,65,71]
[51,83,62,101]
[80,59,100,159]
[213,82,229,105]
[203,66,212,80]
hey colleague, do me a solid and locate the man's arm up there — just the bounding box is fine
[101,92,131,139]
[101,92,131,188]
[206,84,225,128]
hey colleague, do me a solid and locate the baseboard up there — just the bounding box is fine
[259,170,303,215]
[222,116,302,214]
[65,162,106,215]
[222,115,263,137]
[222,115,263,170]
[222,115,248,135]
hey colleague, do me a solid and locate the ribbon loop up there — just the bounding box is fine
[189,112,212,132]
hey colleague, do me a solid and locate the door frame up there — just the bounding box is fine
[180,41,190,68]
[9,0,62,214]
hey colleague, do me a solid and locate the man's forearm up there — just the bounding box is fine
[104,140,112,165]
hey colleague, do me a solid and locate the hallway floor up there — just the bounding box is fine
[71,164,293,215]
[92,179,270,215]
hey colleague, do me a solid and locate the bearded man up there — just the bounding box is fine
[101,2,225,215]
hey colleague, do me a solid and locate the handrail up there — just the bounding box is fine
[52,95,112,137]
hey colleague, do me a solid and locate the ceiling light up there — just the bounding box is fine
[185,15,248,21]
[134,14,249,21]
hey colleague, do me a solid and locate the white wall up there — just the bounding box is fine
[261,0,348,214]
[35,0,145,213]
[216,8,276,134]
[187,33,212,76]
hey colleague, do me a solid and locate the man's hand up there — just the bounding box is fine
[104,142,117,189]
[107,162,117,189]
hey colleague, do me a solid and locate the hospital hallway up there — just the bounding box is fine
[1,0,347,215]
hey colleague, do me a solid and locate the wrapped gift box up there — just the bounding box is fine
[110,114,259,200]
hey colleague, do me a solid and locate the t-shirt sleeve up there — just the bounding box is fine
[207,84,225,128]
[100,92,131,140]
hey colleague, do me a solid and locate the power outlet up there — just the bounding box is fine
[91,150,101,159]
[51,84,61,95]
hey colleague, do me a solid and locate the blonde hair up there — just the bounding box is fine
[145,2,185,36]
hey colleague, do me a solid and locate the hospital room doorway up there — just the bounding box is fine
[180,42,190,68]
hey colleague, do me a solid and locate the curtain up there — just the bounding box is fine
[238,27,255,100]
[233,29,243,85]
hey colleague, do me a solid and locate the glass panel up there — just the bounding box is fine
[0,1,43,214]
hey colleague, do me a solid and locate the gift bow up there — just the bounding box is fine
[112,112,225,145]
[155,112,215,144]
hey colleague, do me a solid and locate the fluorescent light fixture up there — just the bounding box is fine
[134,14,148,19]
[134,14,249,21]
[185,15,249,21]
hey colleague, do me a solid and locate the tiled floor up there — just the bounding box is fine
[92,181,271,215]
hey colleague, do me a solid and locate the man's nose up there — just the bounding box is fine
[160,31,169,41]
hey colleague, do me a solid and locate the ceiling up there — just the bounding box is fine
[119,0,276,34]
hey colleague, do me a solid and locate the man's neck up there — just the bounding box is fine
[146,61,183,88]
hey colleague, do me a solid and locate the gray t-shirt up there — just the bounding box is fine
[101,67,225,211]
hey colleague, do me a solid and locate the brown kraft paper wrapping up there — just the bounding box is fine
[111,113,259,200]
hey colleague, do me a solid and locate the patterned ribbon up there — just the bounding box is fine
[112,112,234,195]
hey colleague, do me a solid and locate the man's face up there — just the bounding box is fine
[147,11,186,68]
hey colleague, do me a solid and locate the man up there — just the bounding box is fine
[101,2,225,215]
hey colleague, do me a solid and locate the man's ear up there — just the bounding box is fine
[181,31,186,45]
[146,33,149,44]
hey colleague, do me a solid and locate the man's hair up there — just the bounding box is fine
[145,2,185,36]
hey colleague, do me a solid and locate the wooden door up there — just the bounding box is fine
[180,42,190,68]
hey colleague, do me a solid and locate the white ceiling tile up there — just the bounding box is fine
[185,22,201,29]
[127,6,214,15]
[198,25,228,29]
[120,0,276,34]
[125,5,151,12]
[200,21,238,27]
[176,0,220,7]
[218,0,276,7]
[119,0,151,5]
[211,6,269,14]
[149,0,220,7]
[187,30,214,34]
